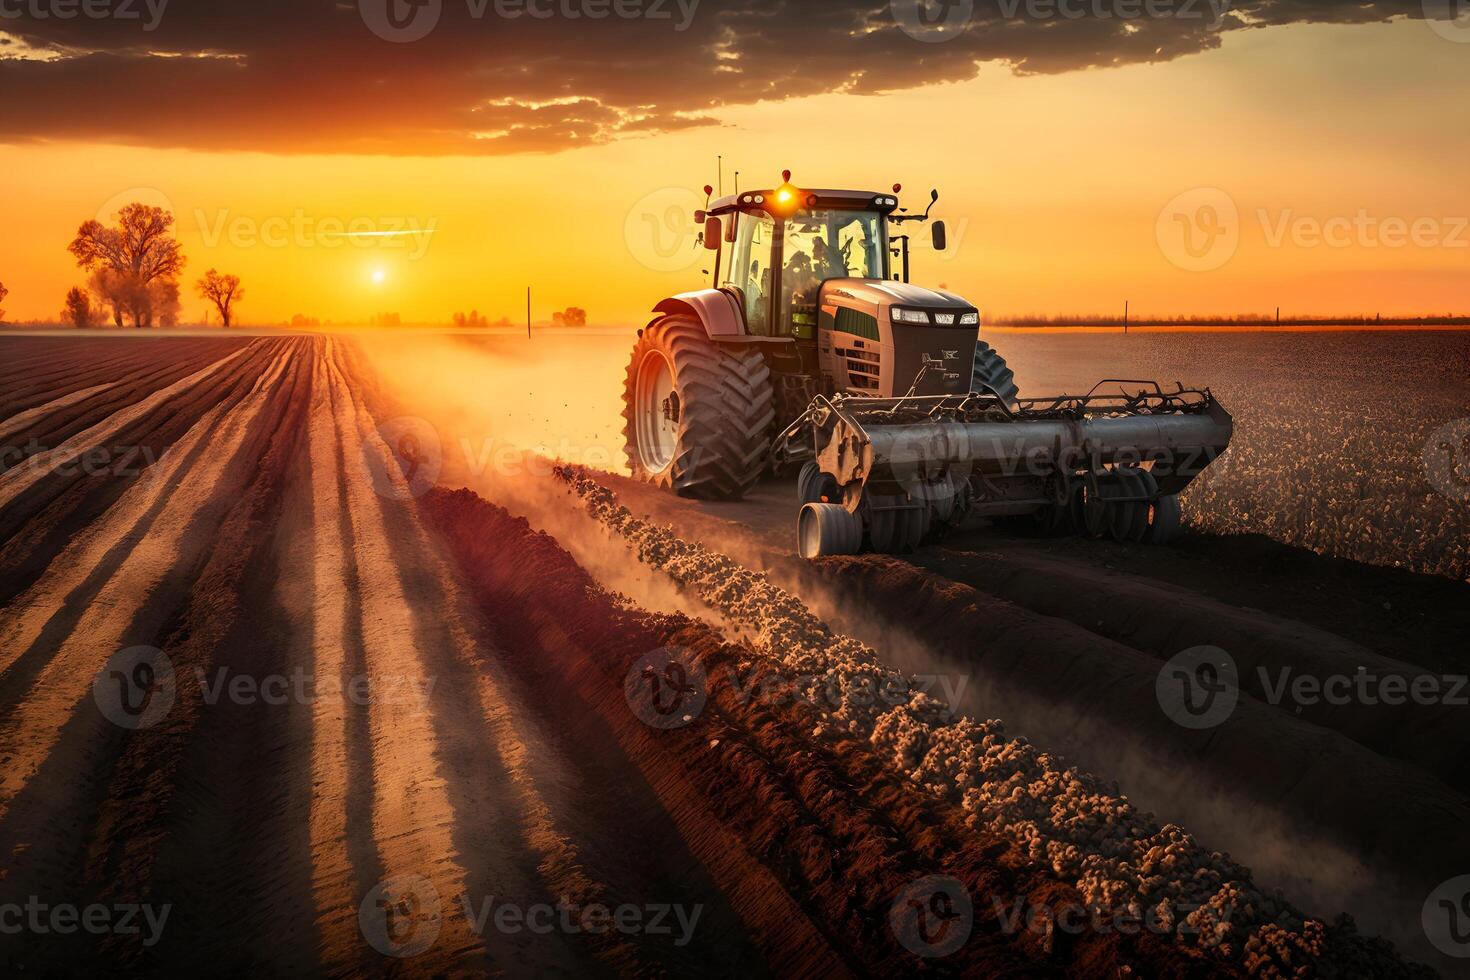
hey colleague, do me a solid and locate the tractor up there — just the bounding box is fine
[621,173,1232,557]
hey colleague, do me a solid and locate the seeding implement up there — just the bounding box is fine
[621,173,1232,557]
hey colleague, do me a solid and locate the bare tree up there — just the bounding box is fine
[0,280,8,322]
[88,268,145,328]
[61,287,97,328]
[69,204,185,328]
[151,279,182,328]
[196,269,243,328]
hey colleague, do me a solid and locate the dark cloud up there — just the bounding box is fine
[0,0,1430,153]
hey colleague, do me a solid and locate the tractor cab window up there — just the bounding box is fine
[724,211,776,336]
[780,209,886,338]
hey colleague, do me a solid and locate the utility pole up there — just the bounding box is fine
[1123,300,1129,334]
[527,287,532,340]
[718,155,723,197]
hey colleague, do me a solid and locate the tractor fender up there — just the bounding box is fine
[649,289,745,337]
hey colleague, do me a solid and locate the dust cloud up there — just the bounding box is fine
[353,330,719,623]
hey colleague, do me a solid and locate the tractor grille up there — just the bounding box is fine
[834,307,880,342]
[844,347,880,390]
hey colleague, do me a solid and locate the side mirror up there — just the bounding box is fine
[931,220,947,252]
[704,216,722,250]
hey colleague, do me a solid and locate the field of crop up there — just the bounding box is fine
[992,329,1470,581]
[0,331,1464,977]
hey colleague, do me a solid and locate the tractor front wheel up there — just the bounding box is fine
[622,315,775,500]
[972,340,1020,406]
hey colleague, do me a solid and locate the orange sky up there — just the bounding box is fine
[3,18,1468,326]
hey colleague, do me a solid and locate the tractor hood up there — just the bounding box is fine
[823,279,974,312]
[816,278,981,400]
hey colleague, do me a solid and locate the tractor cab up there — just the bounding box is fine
[709,188,894,340]
[700,175,978,400]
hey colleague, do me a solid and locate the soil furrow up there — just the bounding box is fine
[316,342,492,971]
[301,342,376,975]
[333,340,659,975]
[0,383,118,445]
[0,340,283,682]
[78,338,318,970]
[0,343,292,821]
[0,343,255,513]
[0,341,253,463]
[0,339,237,422]
[0,340,282,610]
[910,544,1470,790]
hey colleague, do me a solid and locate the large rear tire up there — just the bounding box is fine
[971,339,1020,406]
[622,315,775,500]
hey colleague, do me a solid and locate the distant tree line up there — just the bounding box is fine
[989,312,1470,327]
[449,308,586,328]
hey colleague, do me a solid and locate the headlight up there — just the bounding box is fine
[891,308,930,324]
[934,313,956,325]
[960,312,979,325]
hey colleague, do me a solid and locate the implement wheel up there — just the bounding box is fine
[799,503,863,558]
[797,462,839,505]
[1071,479,1109,539]
[865,494,925,554]
[1147,494,1182,545]
[1109,468,1151,543]
[622,315,775,500]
